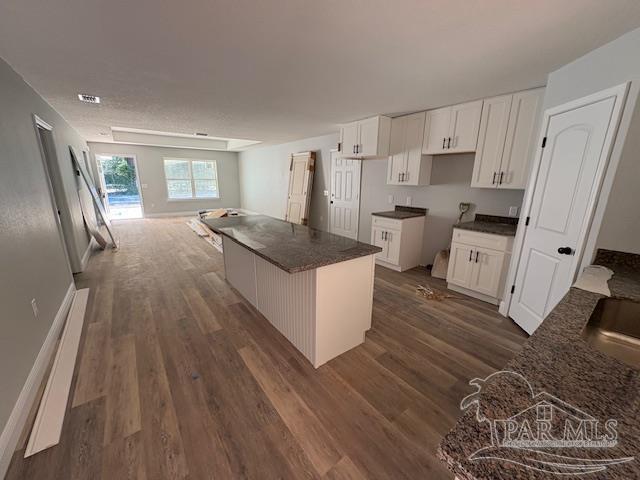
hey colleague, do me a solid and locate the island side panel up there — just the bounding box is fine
[254,256,316,363]
[222,237,258,306]
[314,254,376,367]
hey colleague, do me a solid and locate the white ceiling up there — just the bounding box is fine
[1,0,640,147]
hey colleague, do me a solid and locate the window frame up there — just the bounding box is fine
[163,157,220,200]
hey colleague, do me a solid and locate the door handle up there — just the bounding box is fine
[400,172,405,182]
[383,231,387,241]
[499,172,504,185]
[492,172,497,185]
[558,247,573,255]
[447,137,451,149]
[442,138,446,149]
[398,173,401,182]
[352,145,355,154]
[475,251,479,263]
[468,250,473,262]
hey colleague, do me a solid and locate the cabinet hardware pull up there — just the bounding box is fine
[352,145,355,154]
[447,137,451,149]
[468,250,473,262]
[401,172,405,182]
[499,171,504,185]
[492,172,497,185]
[442,138,446,149]
[475,251,479,263]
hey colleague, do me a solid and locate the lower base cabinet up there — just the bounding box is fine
[371,215,425,272]
[446,229,512,305]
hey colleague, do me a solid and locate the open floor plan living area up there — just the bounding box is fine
[2,2,640,479]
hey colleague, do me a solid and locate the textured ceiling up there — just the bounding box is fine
[1,0,640,147]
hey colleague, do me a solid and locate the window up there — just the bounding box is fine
[163,158,219,199]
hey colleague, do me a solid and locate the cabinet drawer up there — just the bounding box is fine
[372,216,402,231]
[452,228,510,252]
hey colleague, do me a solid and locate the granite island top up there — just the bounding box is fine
[202,215,382,273]
[438,249,640,479]
[455,214,518,236]
[371,205,427,220]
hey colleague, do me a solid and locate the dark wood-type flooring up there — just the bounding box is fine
[6,217,528,479]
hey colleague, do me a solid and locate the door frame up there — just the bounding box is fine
[329,148,362,239]
[499,82,630,318]
[94,153,145,218]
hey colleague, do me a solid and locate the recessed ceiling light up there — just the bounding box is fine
[194,132,208,137]
[78,94,100,104]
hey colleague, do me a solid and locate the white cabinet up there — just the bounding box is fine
[371,214,425,272]
[387,112,432,186]
[422,100,483,154]
[471,88,544,189]
[446,229,513,305]
[340,115,391,159]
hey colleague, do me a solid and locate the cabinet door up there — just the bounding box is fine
[471,95,512,188]
[387,116,407,185]
[449,100,483,152]
[358,116,380,157]
[499,88,544,189]
[422,107,451,154]
[446,242,474,288]
[468,248,505,298]
[341,122,359,157]
[404,112,426,184]
[385,230,401,265]
[371,226,388,261]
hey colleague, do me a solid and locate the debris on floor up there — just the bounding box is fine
[416,284,458,301]
[186,217,223,252]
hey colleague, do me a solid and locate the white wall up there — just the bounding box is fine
[0,58,86,442]
[87,142,241,216]
[542,26,640,256]
[239,133,338,229]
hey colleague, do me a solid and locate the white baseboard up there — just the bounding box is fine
[79,238,97,271]
[0,282,75,478]
[144,210,199,218]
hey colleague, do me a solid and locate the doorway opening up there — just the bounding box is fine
[95,154,144,219]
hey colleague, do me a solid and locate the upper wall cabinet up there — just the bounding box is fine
[471,88,544,189]
[422,100,483,155]
[340,115,391,159]
[387,112,431,185]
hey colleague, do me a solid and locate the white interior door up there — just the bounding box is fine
[285,152,315,225]
[330,150,361,239]
[509,87,627,334]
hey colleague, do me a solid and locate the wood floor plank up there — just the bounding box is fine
[7,217,528,480]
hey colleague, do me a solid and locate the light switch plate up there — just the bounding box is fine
[509,206,519,217]
[388,195,394,204]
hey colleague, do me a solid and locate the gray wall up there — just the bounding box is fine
[238,133,338,229]
[87,143,240,215]
[239,134,524,265]
[542,26,640,255]
[0,58,88,432]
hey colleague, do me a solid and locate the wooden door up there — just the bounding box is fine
[446,242,474,288]
[422,107,451,154]
[387,116,407,185]
[468,248,505,297]
[449,100,483,152]
[471,95,512,188]
[510,87,626,334]
[329,150,361,240]
[500,88,545,189]
[285,152,315,225]
[403,112,426,185]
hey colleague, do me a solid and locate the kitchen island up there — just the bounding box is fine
[202,215,382,367]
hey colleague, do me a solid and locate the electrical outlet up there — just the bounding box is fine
[406,196,412,206]
[509,206,519,217]
[388,195,394,204]
[31,299,39,318]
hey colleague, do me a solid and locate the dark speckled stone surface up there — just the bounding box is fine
[371,205,428,220]
[438,249,640,479]
[202,215,381,273]
[455,214,518,236]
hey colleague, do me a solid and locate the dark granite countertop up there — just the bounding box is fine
[455,214,518,236]
[202,215,381,273]
[438,249,640,479]
[372,205,427,220]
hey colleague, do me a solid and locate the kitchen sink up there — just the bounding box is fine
[582,298,640,369]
